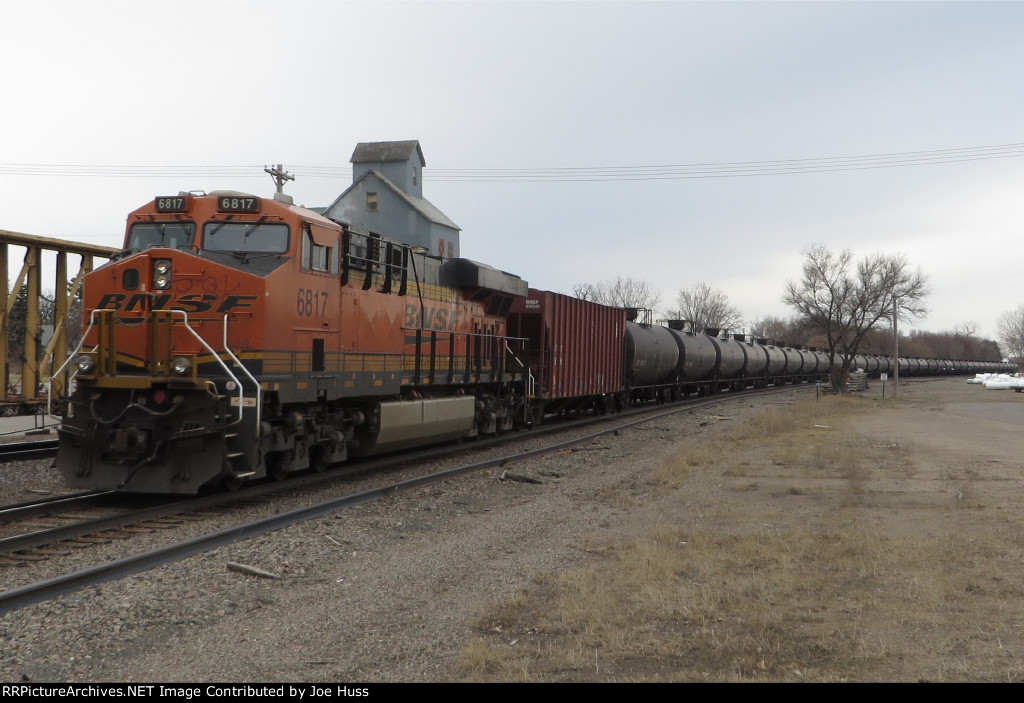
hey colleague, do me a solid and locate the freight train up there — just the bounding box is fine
[52,191,1014,493]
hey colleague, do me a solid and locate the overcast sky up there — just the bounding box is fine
[3,0,1023,342]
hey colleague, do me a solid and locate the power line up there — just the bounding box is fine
[1,142,1023,181]
[426,142,1024,181]
[0,165,262,177]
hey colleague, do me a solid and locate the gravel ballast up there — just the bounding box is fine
[0,389,812,682]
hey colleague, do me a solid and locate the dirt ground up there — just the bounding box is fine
[647,376,1024,681]
[760,377,1024,681]
[458,376,1024,681]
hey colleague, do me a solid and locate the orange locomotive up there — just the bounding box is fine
[57,192,530,493]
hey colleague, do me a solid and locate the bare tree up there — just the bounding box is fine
[571,282,598,302]
[997,304,1024,362]
[748,315,800,344]
[901,328,1001,361]
[954,321,980,338]
[571,277,661,310]
[670,283,743,333]
[783,244,929,392]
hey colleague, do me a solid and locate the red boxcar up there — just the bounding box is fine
[508,289,626,416]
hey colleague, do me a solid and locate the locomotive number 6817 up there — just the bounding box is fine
[56,191,531,493]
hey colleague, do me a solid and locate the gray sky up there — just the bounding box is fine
[3,0,1023,341]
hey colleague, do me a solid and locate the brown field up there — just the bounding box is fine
[457,378,1024,682]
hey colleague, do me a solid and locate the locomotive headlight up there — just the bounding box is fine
[153,259,172,289]
[76,354,97,374]
[170,356,192,376]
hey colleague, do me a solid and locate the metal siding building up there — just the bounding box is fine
[324,140,461,258]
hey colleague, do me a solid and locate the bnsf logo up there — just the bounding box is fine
[97,293,258,314]
[404,303,463,331]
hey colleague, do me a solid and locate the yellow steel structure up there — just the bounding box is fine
[0,229,118,408]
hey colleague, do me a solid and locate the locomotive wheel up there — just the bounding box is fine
[309,445,328,473]
[221,459,243,491]
[269,456,289,481]
[221,476,243,491]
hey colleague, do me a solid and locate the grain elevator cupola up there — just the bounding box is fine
[324,140,461,258]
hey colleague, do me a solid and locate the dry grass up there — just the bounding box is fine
[456,393,1024,682]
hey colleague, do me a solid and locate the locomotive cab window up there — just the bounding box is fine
[302,224,339,274]
[127,222,195,251]
[201,221,289,254]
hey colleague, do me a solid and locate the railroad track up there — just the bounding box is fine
[0,492,195,561]
[0,385,811,614]
[0,437,59,462]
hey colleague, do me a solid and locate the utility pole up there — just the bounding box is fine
[893,292,899,399]
[264,164,294,195]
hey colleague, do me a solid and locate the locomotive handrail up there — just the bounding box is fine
[342,230,407,295]
[168,310,248,427]
[46,308,103,419]
[505,339,534,398]
[218,313,262,431]
[45,309,257,427]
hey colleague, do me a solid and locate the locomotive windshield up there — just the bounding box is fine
[127,222,195,250]
[201,221,289,254]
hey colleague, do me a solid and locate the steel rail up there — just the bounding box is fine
[0,490,109,521]
[0,438,59,461]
